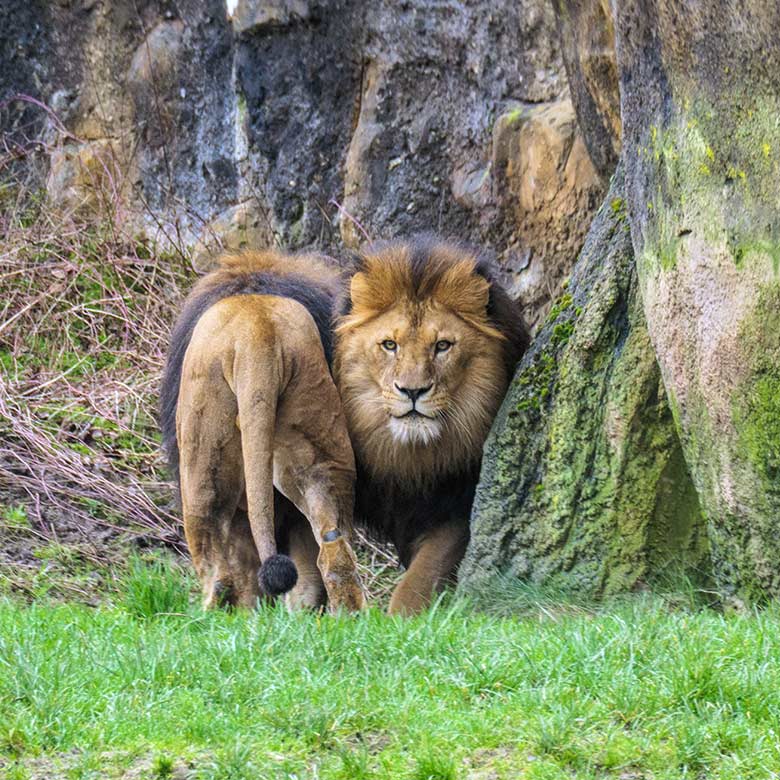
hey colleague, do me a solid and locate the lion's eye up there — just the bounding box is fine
[381,339,398,353]
[435,340,453,354]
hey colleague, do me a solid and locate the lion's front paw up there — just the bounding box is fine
[323,571,366,612]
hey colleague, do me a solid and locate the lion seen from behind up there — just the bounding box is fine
[160,250,365,612]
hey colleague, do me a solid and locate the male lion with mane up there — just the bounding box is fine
[160,251,364,612]
[335,237,528,614]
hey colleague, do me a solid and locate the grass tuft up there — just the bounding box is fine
[413,749,459,780]
[195,742,258,780]
[1,504,30,532]
[118,555,194,618]
[152,753,176,778]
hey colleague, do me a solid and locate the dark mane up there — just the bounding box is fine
[355,464,479,567]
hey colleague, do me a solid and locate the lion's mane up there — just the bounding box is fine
[333,237,528,563]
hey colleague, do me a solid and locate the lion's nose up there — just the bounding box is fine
[394,384,432,402]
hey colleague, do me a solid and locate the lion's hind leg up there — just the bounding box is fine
[282,508,327,610]
[272,375,365,612]
[178,369,259,609]
[272,446,365,612]
[180,456,251,609]
[222,508,262,608]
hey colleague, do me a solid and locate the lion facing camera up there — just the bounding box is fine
[160,251,365,612]
[335,237,528,614]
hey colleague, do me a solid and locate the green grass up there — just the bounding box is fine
[0,505,30,532]
[2,567,780,778]
[119,555,193,619]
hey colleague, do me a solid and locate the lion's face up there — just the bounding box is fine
[335,241,523,488]
[343,302,503,447]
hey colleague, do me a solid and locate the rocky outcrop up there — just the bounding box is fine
[552,0,621,178]
[336,1,600,323]
[1,0,608,325]
[460,168,710,596]
[464,0,780,604]
[488,99,604,327]
[615,0,780,601]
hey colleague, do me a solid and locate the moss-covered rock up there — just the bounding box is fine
[617,0,780,600]
[460,168,711,596]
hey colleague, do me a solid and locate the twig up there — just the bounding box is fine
[328,198,372,244]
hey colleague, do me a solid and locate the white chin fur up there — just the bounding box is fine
[388,416,443,446]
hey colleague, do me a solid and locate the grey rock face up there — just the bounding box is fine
[232,1,364,249]
[552,0,621,179]
[615,0,780,600]
[338,1,596,323]
[339,0,565,246]
[1,0,605,324]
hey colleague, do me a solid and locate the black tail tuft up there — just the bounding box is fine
[258,554,298,596]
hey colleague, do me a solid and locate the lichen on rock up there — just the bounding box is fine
[460,167,710,598]
[617,0,780,601]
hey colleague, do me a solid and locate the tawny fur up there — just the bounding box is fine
[334,237,527,614]
[162,250,365,613]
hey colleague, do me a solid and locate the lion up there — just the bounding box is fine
[334,237,528,615]
[160,250,365,612]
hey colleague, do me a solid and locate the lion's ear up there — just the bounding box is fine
[435,261,490,318]
[349,272,373,313]
[435,262,506,341]
[336,272,380,334]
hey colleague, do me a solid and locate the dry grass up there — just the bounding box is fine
[0,100,399,604]
[0,94,193,567]
[0,182,192,553]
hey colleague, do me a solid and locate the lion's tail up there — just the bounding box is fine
[232,344,298,598]
[161,287,299,598]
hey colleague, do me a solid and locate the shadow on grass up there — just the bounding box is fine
[459,565,722,619]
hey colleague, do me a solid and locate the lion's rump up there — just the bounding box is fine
[159,252,339,485]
